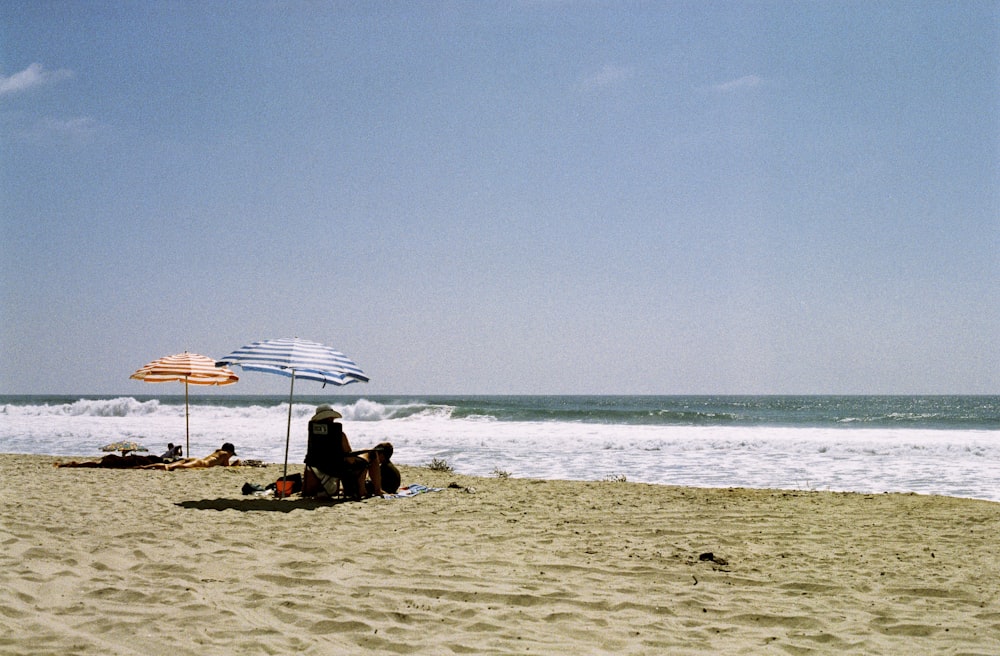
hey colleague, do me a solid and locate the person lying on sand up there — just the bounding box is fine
[57,442,186,468]
[141,443,237,470]
[56,453,164,468]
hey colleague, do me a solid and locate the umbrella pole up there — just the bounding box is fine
[281,371,295,498]
[184,377,190,458]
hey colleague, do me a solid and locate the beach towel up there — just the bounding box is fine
[382,484,441,499]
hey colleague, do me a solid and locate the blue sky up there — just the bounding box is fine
[2,1,997,395]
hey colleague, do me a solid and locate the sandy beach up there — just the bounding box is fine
[1,453,998,655]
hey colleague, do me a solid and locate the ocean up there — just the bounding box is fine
[2,395,998,501]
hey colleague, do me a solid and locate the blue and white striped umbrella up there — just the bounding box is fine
[217,337,369,493]
[217,337,369,387]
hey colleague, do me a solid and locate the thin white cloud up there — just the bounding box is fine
[580,64,634,91]
[42,116,98,137]
[712,74,763,93]
[16,116,99,143]
[0,63,73,97]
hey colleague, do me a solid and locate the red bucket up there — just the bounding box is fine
[275,480,295,496]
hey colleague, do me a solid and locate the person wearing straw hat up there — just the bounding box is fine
[305,405,384,499]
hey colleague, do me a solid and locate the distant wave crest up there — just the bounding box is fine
[0,397,455,422]
[2,395,996,429]
[338,399,454,422]
[2,397,162,418]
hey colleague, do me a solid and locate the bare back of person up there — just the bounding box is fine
[142,443,237,470]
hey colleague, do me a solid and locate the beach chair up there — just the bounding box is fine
[304,418,371,500]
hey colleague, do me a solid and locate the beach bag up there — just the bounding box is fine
[269,472,302,496]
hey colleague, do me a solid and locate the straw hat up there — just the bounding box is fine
[312,404,343,421]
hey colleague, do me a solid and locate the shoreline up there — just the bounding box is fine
[3,453,999,654]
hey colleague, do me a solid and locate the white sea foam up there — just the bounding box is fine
[2,397,998,502]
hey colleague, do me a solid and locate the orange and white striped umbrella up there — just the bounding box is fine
[130,352,239,386]
[130,352,238,456]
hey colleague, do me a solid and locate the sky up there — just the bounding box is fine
[1,1,998,395]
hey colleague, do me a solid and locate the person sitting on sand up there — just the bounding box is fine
[160,443,183,461]
[350,438,386,498]
[306,405,384,499]
[142,443,237,470]
[369,442,400,495]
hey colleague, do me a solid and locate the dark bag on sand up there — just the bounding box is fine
[242,482,266,495]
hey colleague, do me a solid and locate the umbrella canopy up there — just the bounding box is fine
[101,441,149,456]
[217,337,369,386]
[130,352,239,458]
[216,337,368,496]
